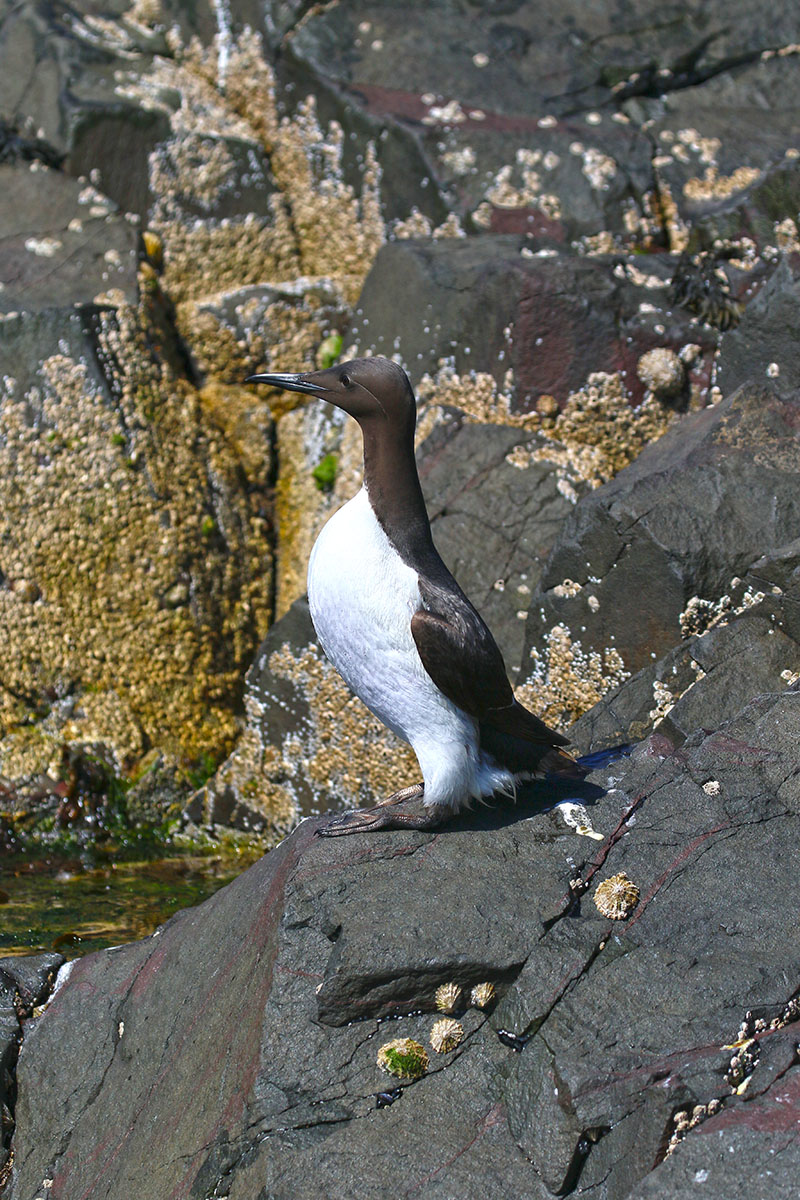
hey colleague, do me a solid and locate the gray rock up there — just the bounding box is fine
[522,382,800,704]
[570,539,800,752]
[350,237,717,406]
[8,687,800,1198]
[0,953,63,1171]
[717,256,800,396]
[0,163,139,315]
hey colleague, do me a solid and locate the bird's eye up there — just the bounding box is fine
[340,373,351,386]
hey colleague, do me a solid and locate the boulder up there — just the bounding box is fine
[7,685,800,1198]
[0,953,63,1172]
[717,256,800,396]
[0,163,139,315]
[570,539,800,752]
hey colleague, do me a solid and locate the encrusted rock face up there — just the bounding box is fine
[0,296,274,776]
[519,382,800,731]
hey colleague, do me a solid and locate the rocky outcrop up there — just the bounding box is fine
[519,382,800,727]
[6,681,800,1199]
[3,0,800,830]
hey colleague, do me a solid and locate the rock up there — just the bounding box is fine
[181,277,350,383]
[0,0,171,218]
[0,953,63,1171]
[638,53,800,250]
[0,163,139,314]
[717,256,800,395]
[8,687,800,1198]
[0,291,274,782]
[520,381,800,729]
[350,237,717,408]
[570,539,800,752]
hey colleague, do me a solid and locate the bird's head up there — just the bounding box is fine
[247,356,416,431]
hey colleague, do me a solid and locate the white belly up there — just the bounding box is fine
[307,489,511,810]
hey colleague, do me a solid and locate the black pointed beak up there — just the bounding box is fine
[246,372,327,396]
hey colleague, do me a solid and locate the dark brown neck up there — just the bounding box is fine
[360,416,437,568]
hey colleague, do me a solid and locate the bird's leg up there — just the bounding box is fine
[316,783,446,836]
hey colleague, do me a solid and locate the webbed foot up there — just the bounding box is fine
[316,784,446,837]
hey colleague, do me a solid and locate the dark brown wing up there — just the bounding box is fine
[410,608,513,717]
[410,581,569,748]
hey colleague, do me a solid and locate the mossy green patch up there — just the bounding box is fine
[312,453,338,492]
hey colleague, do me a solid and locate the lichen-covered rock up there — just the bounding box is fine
[0,291,274,779]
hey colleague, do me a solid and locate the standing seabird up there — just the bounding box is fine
[248,356,585,835]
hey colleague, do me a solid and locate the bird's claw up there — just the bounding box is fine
[315,784,445,836]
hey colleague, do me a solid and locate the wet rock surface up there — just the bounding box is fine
[7,685,800,1199]
[0,953,63,1175]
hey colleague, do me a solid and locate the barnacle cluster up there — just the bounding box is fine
[666,1098,722,1156]
[593,872,640,920]
[377,1038,429,1079]
[517,624,629,732]
[724,1000,800,1093]
[0,299,274,776]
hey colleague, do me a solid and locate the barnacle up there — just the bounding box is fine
[430,1018,464,1054]
[434,982,462,1013]
[593,872,640,919]
[470,982,496,1009]
[376,1038,429,1079]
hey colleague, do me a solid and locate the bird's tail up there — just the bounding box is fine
[540,746,590,781]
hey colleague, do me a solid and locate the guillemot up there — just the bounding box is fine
[248,356,585,835]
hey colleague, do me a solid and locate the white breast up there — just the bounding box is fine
[307,488,515,811]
